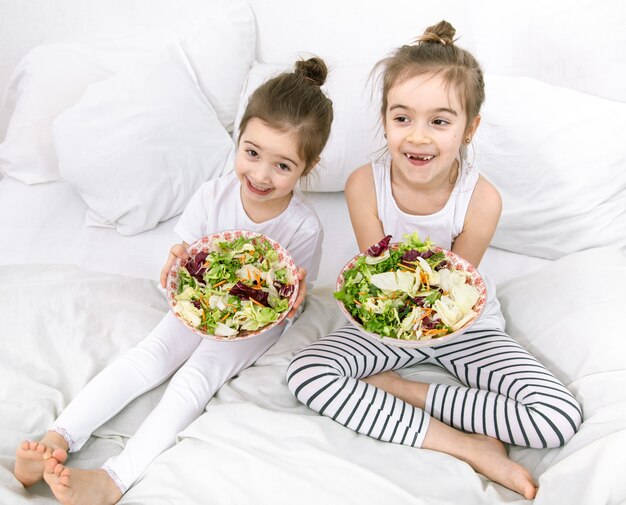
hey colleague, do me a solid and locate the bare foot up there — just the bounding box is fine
[363,370,429,410]
[424,421,537,499]
[462,434,537,499]
[14,432,68,487]
[44,458,122,505]
[362,370,401,388]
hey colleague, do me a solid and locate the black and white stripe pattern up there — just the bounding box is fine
[287,323,582,448]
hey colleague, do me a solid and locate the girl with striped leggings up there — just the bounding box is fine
[287,20,582,500]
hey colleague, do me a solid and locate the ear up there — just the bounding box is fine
[465,114,481,140]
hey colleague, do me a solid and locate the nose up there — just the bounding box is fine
[406,123,431,145]
[255,162,272,183]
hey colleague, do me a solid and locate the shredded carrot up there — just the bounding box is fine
[219,312,230,322]
[398,263,416,272]
[422,328,448,336]
[213,279,228,288]
[250,298,265,308]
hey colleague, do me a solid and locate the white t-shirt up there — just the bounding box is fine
[174,171,323,283]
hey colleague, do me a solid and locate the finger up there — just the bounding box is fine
[160,260,174,288]
[288,288,307,317]
[171,244,189,259]
[297,281,307,300]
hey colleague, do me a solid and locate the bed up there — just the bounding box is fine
[1,1,625,504]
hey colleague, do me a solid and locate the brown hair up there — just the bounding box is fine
[376,20,485,136]
[237,57,334,176]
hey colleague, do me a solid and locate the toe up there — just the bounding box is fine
[54,463,66,477]
[52,448,68,463]
[44,458,58,474]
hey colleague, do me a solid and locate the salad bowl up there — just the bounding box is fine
[166,230,299,341]
[334,234,487,348]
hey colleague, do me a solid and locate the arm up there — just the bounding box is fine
[451,175,502,267]
[345,164,386,252]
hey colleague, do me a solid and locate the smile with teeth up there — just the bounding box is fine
[247,177,273,194]
[405,153,434,161]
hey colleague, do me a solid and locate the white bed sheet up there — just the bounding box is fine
[0,176,549,288]
[2,247,625,505]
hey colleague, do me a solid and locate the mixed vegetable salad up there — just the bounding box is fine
[334,233,481,341]
[171,234,296,337]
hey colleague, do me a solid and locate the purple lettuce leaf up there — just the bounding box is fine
[274,281,295,299]
[229,282,270,307]
[366,235,392,257]
[186,251,208,283]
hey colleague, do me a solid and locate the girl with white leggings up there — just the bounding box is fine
[14,57,334,505]
[287,21,581,500]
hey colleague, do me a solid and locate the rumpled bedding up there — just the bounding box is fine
[1,247,625,504]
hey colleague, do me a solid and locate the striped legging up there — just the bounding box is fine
[287,323,582,449]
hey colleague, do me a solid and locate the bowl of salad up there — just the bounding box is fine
[334,233,487,348]
[166,230,299,340]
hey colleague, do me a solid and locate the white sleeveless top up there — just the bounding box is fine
[372,157,477,249]
[371,156,505,330]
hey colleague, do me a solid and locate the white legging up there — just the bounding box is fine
[287,323,582,449]
[50,311,282,493]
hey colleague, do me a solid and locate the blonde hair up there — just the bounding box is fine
[237,57,334,176]
[375,20,485,154]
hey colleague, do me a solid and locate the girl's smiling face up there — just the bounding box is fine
[235,118,307,217]
[384,72,479,189]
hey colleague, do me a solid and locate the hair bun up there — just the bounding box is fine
[418,20,456,46]
[295,57,328,87]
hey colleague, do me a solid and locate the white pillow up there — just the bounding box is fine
[475,75,626,260]
[180,0,256,133]
[0,41,155,184]
[0,0,255,185]
[231,62,384,192]
[497,247,626,416]
[54,42,235,236]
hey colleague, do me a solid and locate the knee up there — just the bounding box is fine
[534,398,583,449]
[557,402,583,447]
[167,365,215,412]
[286,349,344,403]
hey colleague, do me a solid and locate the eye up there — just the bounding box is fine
[432,118,451,126]
[393,115,410,124]
[245,149,258,158]
[277,163,291,172]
